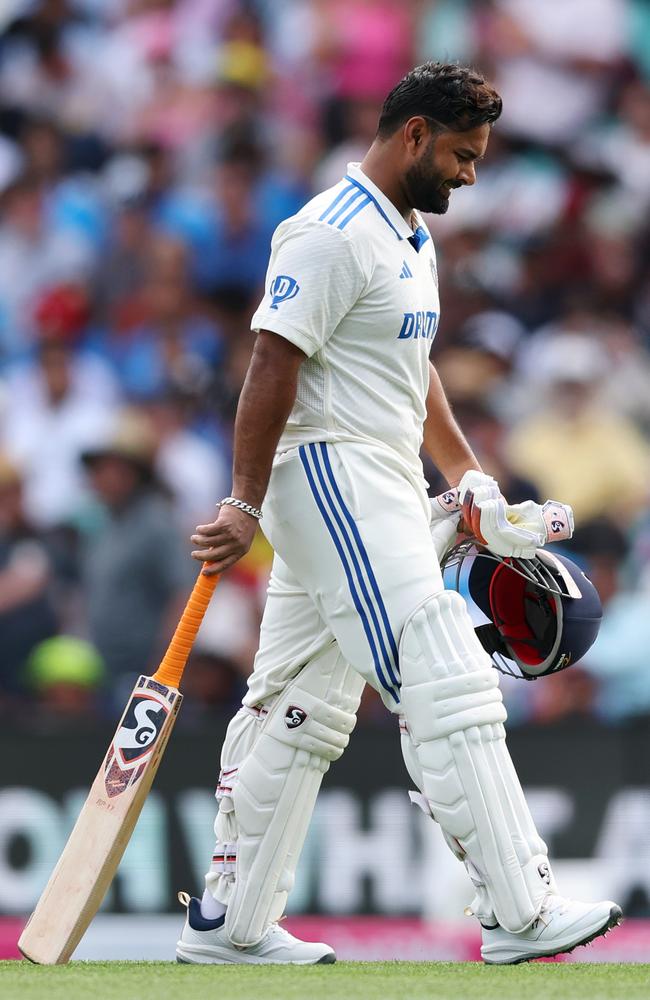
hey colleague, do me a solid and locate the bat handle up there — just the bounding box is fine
[152,568,219,690]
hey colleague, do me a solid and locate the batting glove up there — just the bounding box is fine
[457,471,574,559]
[505,499,574,546]
[429,489,462,561]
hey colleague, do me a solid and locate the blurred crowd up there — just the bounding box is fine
[0,0,649,728]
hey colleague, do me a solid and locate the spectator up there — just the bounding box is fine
[18,114,107,248]
[192,140,276,298]
[24,635,105,722]
[109,235,223,400]
[506,335,650,523]
[79,409,194,701]
[143,387,230,533]
[93,154,154,328]
[0,455,60,704]
[0,177,94,357]
[2,283,120,528]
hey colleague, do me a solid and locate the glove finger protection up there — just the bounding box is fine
[474,498,543,558]
[480,498,575,556]
[507,499,574,544]
[457,470,500,502]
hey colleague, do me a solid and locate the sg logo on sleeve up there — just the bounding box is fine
[270,274,300,310]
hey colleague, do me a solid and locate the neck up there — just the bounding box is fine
[360,141,412,222]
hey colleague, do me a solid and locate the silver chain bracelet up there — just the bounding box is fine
[218,496,263,521]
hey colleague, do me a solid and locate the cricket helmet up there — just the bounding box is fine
[441,540,602,680]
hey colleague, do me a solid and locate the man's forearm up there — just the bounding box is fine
[423,363,481,486]
[231,331,305,508]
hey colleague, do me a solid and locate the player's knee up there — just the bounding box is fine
[265,684,358,763]
[399,589,506,742]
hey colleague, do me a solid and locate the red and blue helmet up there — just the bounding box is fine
[442,540,603,680]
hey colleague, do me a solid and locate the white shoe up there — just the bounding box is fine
[481,894,622,965]
[175,895,336,965]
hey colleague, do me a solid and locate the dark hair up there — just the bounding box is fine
[377,62,502,138]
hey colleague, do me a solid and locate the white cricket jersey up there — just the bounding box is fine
[251,162,441,484]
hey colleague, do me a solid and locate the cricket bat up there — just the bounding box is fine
[18,568,219,965]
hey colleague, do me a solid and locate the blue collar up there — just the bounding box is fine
[408,225,430,253]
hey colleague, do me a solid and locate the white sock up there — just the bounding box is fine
[200,889,227,920]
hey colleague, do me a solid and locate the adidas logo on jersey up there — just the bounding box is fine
[399,261,413,279]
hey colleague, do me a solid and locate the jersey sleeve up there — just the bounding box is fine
[251,220,367,357]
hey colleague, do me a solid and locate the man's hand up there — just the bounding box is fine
[457,471,574,559]
[191,505,258,575]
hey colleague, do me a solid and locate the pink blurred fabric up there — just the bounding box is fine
[328,1,414,100]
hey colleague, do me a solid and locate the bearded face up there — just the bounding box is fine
[402,121,492,214]
[403,135,462,215]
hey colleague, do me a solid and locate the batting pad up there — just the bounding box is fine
[400,589,554,933]
[224,647,363,946]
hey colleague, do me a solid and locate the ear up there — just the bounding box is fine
[403,116,431,155]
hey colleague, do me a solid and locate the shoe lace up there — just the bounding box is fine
[230,922,293,953]
[267,921,294,943]
[531,893,571,929]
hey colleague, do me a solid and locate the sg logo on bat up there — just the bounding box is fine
[114,695,169,764]
[104,692,170,797]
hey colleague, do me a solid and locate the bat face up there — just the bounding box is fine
[104,679,176,798]
[19,566,218,965]
[18,675,182,965]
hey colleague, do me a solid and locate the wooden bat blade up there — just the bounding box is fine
[18,675,182,965]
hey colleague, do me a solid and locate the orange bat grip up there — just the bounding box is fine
[152,569,219,690]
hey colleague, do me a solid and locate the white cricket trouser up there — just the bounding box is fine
[210,441,553,938]
[246,441,443,712]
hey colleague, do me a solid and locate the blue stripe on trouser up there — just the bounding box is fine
[308,444,398,690]
[299,444,399,703]
[317,442,400,684]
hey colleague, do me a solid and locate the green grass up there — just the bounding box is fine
[2,961,649,1000]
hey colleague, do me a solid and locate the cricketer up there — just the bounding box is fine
[181,62,622,965]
